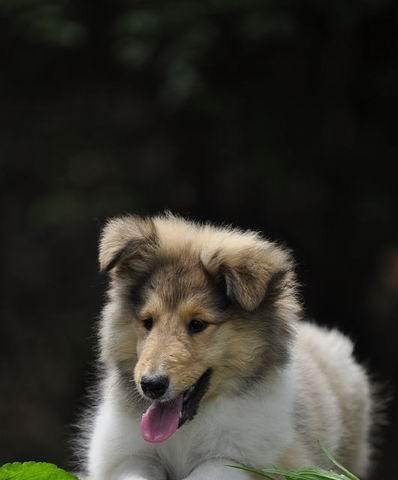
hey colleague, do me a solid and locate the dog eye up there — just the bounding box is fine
[188,319,208,334]
[143,318,153,331]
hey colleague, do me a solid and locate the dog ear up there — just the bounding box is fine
[201,243,293,311]
[99,215,158,274]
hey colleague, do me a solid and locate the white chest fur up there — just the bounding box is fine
[154,367,296,479]
[88,366,296,480]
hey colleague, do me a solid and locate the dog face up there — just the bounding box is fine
[98,214,300,442]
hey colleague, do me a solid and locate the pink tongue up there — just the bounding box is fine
[140,396,183,443]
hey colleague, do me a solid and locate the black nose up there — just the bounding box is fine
[140,375,170,399]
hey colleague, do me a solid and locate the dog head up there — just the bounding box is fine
[98,213,301,442]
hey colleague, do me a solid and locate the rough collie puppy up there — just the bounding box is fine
[83,213,373,480]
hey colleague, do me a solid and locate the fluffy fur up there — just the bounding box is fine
[81,213,373,480]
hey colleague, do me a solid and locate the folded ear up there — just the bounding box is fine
[201,242,294,311]
[99,215,158,274]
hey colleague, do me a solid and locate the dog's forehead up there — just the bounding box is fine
[135,255,229,318]
[150,259,209,307]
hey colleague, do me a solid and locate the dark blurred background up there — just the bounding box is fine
[1,0,397,477]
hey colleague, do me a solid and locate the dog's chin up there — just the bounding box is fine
[139,369,212,444]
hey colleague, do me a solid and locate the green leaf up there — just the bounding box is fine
[227,464,277,479]
[321,447,360,480]
[227,448,362,480]
[0,462,78,480]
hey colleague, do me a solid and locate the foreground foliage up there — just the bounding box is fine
[230,448,360,480]
[0,462,78,480]
[0,451,361,480]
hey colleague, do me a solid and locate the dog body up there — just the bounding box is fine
[83,214,372,480]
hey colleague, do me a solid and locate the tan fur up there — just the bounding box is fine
[98,213,298,402]
[91,213,373,479]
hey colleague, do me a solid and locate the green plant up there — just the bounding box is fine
[0,462,78,480]
[228,447,360,480]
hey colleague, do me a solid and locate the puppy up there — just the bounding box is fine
[82,213,373,480]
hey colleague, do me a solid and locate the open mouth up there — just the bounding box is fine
[140,369,212,443]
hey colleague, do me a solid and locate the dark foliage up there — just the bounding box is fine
[0,1,397,477]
